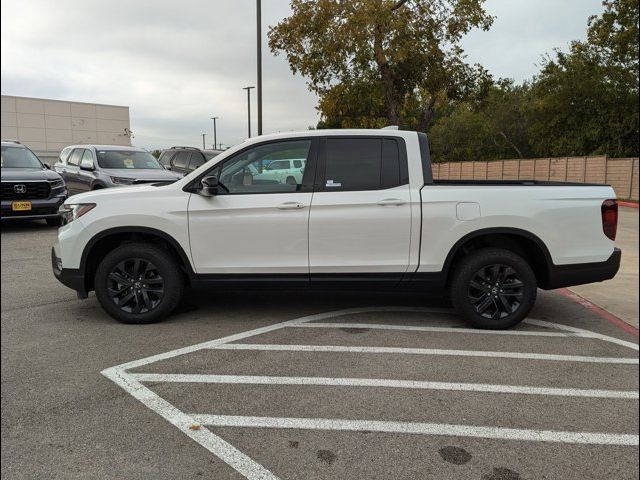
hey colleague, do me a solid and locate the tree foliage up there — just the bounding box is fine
[271,0,639,160]
[269,0,493,131]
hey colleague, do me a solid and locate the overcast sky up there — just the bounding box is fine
[1,0,604,150]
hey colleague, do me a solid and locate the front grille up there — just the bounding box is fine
[1,182,51,200]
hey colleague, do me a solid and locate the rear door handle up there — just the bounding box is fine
[277,202,305,210]
[377,198,405,207]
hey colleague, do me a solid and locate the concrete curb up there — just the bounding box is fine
[557,288,639,337]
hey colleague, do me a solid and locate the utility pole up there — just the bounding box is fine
[256,0,263,135]
[210,116,219,149]
[243,86,255,138]
[201,133,207,149]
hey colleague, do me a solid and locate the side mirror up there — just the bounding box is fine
[199,175,219,197]
[80,163,94,171]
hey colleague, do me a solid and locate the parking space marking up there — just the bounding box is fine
[130,373,639,399]
[103,306,639,480]
[190,414,640,446]
[211,343,639,364]
[292,322,584,337]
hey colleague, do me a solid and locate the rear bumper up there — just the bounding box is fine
[52,247,87,298]
[544,248,621,289]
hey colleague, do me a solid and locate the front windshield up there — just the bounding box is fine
[96,150,162,170]
[1,146,44,169]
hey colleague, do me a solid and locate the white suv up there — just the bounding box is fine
[253,158,306,185]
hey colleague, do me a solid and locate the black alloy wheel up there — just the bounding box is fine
[468,264,524,319]
[449,248,537,329]
[106,258,165,314]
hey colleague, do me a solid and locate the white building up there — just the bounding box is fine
[1,95,131,164]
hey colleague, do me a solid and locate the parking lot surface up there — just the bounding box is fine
[2,221,639,480]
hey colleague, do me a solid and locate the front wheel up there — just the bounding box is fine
[94,243,184,324]
[449,248,537,329]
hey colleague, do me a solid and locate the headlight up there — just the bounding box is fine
[59,203,95,225]
[110,176,135,185]
[50,179,66,190]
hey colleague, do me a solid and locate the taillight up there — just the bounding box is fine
[601,199,618,241]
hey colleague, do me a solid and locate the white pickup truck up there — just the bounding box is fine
[52,129,621,328]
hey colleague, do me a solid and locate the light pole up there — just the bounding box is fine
[210,116,219,149]
[243,86,255,138]
[256,0,263,135]
[201,133,207,149]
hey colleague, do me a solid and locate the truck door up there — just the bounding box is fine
[188,138,317,277]
[309,136,412,284]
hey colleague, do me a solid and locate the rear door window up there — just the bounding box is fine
[322,137,406,191]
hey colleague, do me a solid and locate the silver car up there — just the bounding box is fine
[53,145,182,195]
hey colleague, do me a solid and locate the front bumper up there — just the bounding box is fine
[52,247,87,298]
[1,194,67,221]
[544,248,622,289]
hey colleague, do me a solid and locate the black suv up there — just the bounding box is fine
[1,140,67,226]
[158,147,223,175]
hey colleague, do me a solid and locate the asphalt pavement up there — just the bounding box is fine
[1,220,638,480]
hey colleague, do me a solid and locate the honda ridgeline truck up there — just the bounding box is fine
[52,129,621,328]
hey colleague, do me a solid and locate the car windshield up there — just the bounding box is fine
[96,150,162,169]
[1,146,43,169]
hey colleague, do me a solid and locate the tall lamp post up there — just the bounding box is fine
[201,133,207,149]
[256,0,263,135]
[210,116,219,149]
[243,86,255,138]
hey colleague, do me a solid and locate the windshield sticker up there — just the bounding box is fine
[123,158,135,168]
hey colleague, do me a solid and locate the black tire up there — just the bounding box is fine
[285,176,297,185]
[46,217,62,227]
[449,248,537,329]
[94,243,183,324]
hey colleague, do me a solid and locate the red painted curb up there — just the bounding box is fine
[557,288,639,337]
[618,201,639,209]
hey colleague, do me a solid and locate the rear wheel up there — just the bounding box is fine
[449,248,537,329]
[94,243,183,324]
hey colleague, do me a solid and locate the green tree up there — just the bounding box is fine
[429,80,534,161]
[527,0,638,157]
[269,0,493,131]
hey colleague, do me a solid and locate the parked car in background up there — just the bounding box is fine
[52,129,620,327]
[1,140,67,226]
[252,158,306,185]
[158,146,223,175]
[53,145,182,195]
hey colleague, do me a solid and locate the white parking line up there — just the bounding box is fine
[292,322,585,337]
[211,343,640,364]
[190,414,640,447]
[130,373,639,399]
[103,306,640,480]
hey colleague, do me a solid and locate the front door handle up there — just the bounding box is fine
[377,198,406,207]
[277,202,305,210]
